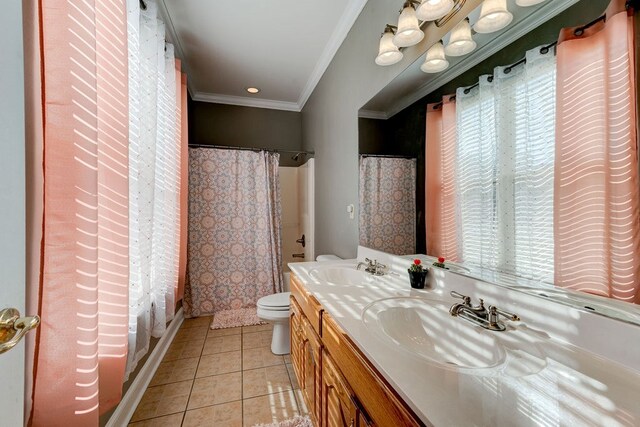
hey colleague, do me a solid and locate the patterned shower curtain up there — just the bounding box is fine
[185,148,284,318]
[359,156,416,255]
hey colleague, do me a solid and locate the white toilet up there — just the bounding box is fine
[256,291,291,355]
[257,255,342,355]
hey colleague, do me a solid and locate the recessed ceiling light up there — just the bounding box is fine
[246,87,260,94]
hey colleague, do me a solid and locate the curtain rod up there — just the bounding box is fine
[360,154,416,160]
[188,144,315,156]
[431,13,607,111]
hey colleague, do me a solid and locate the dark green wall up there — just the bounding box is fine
[188,99,304,166]
[358,118,386,155]
[360,0,611,254]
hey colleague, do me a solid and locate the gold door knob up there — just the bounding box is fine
[0,308,40,354]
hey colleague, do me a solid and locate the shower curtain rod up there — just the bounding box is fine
[360,154,416,159]
[188,144,314,156]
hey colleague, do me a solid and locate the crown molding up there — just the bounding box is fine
[158,0,199,99]
[384,0,582,118]
[358,110,388,120]
[192,92,301,112]
[160,0,367,112]
[297,0,369,110]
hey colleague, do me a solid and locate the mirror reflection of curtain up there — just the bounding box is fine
[425,47,556,283]
[555,1,640,303]
[359,157,416,255]
[185,148,284,319]
[426,97,459,261]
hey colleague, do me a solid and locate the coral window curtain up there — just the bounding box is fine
[425,97,458,261]
[31,0,130,424]
[26,0,190,423]
[554,0,640,303]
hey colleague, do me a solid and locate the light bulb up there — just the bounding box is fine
[444,19,476,56]
[393,3,424,47]
[375,28,403,66]
[421,41,449,73]
[416,0,454,21]
[474,0,513,34]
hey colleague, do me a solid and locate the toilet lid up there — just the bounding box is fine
[257,292,291,309]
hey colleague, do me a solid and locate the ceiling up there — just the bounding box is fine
[160,0,368,111]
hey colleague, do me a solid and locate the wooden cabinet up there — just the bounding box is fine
[321,349,373,427]
[290,295,322,423]
[290,273,421,427]
[322,314,416,427]
[290,295,304,387]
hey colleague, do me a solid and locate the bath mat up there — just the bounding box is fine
[252,415,313,427]
[210,308,266,330]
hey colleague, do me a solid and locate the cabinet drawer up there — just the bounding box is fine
[322,313,421,427]
[290,273,323,335]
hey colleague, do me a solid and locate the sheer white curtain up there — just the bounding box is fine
[126,0,182,377]
[455,47,556,282]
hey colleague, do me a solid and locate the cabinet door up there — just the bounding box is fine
[290,296,304,385]
[321,349,358,427]
[301,315,322,422]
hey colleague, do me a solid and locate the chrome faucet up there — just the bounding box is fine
[356,258,387,276]
[449,291,520,332]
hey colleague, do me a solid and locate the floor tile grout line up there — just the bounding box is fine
[180,320,210,426]
[129,408,186,425]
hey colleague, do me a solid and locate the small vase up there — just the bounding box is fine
[408,270,428,289]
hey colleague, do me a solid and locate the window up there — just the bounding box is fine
[454,49,556,283]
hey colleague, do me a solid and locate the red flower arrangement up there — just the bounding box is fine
[433,257,446,268]
[409,258,424,272]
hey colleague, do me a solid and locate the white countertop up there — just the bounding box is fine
[289,258,640,427]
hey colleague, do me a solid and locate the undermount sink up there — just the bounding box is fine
[309,266,377,286]
[362,297,507,371]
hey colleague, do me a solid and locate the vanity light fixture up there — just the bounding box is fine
[421,41,449,73]
[416,0,455,21]
[393,1,425,47]
[515,0,547,6]
[444,18,476,56]
[375,25,404,66]
[246,87,260,94]
[474,0,513,34]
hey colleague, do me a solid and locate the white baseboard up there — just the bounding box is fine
[106,308,184,427]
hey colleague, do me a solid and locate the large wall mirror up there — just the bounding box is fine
[357,0,640,325]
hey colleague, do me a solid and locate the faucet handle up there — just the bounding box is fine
[489,306,520,322]
[450,291,471,306]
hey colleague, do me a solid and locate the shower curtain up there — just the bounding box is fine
[185,148,284,319]
[359,156,416,255]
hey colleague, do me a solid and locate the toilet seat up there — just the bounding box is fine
[257,292,291,311]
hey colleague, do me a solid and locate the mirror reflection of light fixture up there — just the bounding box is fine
[416,0,454,21]
[474,0,513,33]
[375,25,403,66]
[515,0,547,6]
[421,41,449,73]
[393,1,424,47]
[444,18,476,56]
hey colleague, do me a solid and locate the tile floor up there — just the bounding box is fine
[129,317,308,427]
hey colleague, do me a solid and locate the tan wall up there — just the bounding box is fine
[280,167,302,272]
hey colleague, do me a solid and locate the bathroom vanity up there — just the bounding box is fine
[288,248,640,427]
